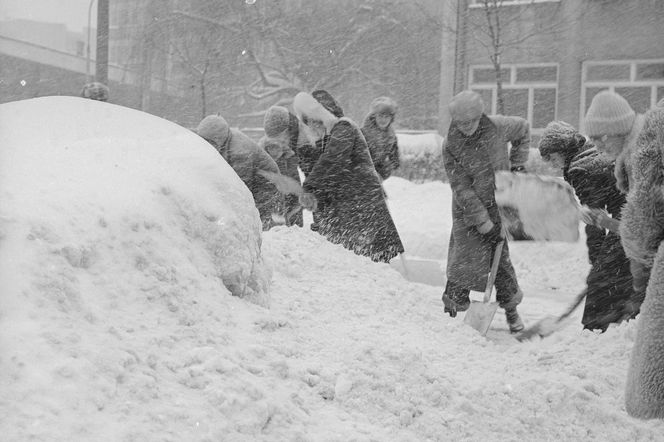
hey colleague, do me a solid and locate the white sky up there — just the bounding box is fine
[0,0,95,32]
[1,96,664,440]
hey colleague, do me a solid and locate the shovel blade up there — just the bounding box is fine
[516,315,562,341]
[463,301,499,336]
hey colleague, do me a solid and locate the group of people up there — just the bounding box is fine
[85,78,660,342]
[440,88,664,337]
[444,88,664,419]
[193,85,662,340]
[195,90,405,264]
[83,77,663,418]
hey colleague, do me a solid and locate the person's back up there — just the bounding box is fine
[293,90,404,263]
[195,115,280,229]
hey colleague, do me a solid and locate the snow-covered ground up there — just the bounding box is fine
[2,97,664,441]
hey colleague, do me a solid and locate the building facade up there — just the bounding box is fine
[439,0,664,137]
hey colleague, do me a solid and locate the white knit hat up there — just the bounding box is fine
[584,91,635,137]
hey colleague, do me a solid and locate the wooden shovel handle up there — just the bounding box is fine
[483,239,505,303]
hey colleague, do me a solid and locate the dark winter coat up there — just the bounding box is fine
[259,136,302,227]
[443,114,529,292]
[565,145,634,330]
[303,117,405,262]
[217,129,281,229]
[259,111,312,227]
[361,99,400,180]
[621,104,664,418]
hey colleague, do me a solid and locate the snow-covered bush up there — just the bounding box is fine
[393,132,446,182]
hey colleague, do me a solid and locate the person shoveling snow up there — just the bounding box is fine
[441,90,530,334]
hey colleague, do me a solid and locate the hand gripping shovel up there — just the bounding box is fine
[463,239,504,336]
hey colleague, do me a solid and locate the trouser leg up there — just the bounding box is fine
[493,242,523,309]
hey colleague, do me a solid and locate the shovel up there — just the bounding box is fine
[463,239,504,336]
[515,289,587,342]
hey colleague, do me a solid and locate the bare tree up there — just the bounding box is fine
[121,0,441,128]
[434,0,574,114]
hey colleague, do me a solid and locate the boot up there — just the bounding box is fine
[442,293,470,318]
[505,307,524,333]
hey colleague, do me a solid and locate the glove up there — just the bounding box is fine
[477,221,503,245]
[299,192,318,211]
[510,165,526,173]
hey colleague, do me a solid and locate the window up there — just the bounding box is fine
[469,63,558,133]
[468,0,561,7]
[581,59,664,127]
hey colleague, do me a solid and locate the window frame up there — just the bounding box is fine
[580,59,664,130]
[468,0,561,8]
[468,62,559,134]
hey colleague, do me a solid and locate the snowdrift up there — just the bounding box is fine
[0,96,273,437]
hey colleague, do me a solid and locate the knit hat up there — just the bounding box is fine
[584,90,635,137]
[81,82,109,102]
[449,90,484,121]
[263,106,291,137]
[369,96,397,116]
[311,89,344,117]
[538,121,586,159]
[196,115,231,146]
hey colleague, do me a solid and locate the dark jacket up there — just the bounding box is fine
[565,145,634,330]
[260,112,311,227]
[303,117,404,262]
[443,114,529,291]
[361,100,400,180]
[217,129,281,230]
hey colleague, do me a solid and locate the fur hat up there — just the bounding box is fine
[263,106,291,137]
[584,90,635,137]
[196,115,230,146]
[293,91,339,136]
[369,96,397,116]
[538,121,586,159]
[449,90,484,121]
[81,82,109,102]
[311,90,344,118]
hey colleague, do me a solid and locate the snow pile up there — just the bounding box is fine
[1,97,664,441]
[0,97,273,438]
[397,132,443,159]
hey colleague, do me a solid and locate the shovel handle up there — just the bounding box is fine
[483,239,504,303]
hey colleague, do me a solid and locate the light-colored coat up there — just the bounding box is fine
[615,114,646,194]
[621,104,664,418]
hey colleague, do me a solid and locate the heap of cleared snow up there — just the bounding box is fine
[396,132,443,159]
[0,96,276,438]
[0,96,270,305]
